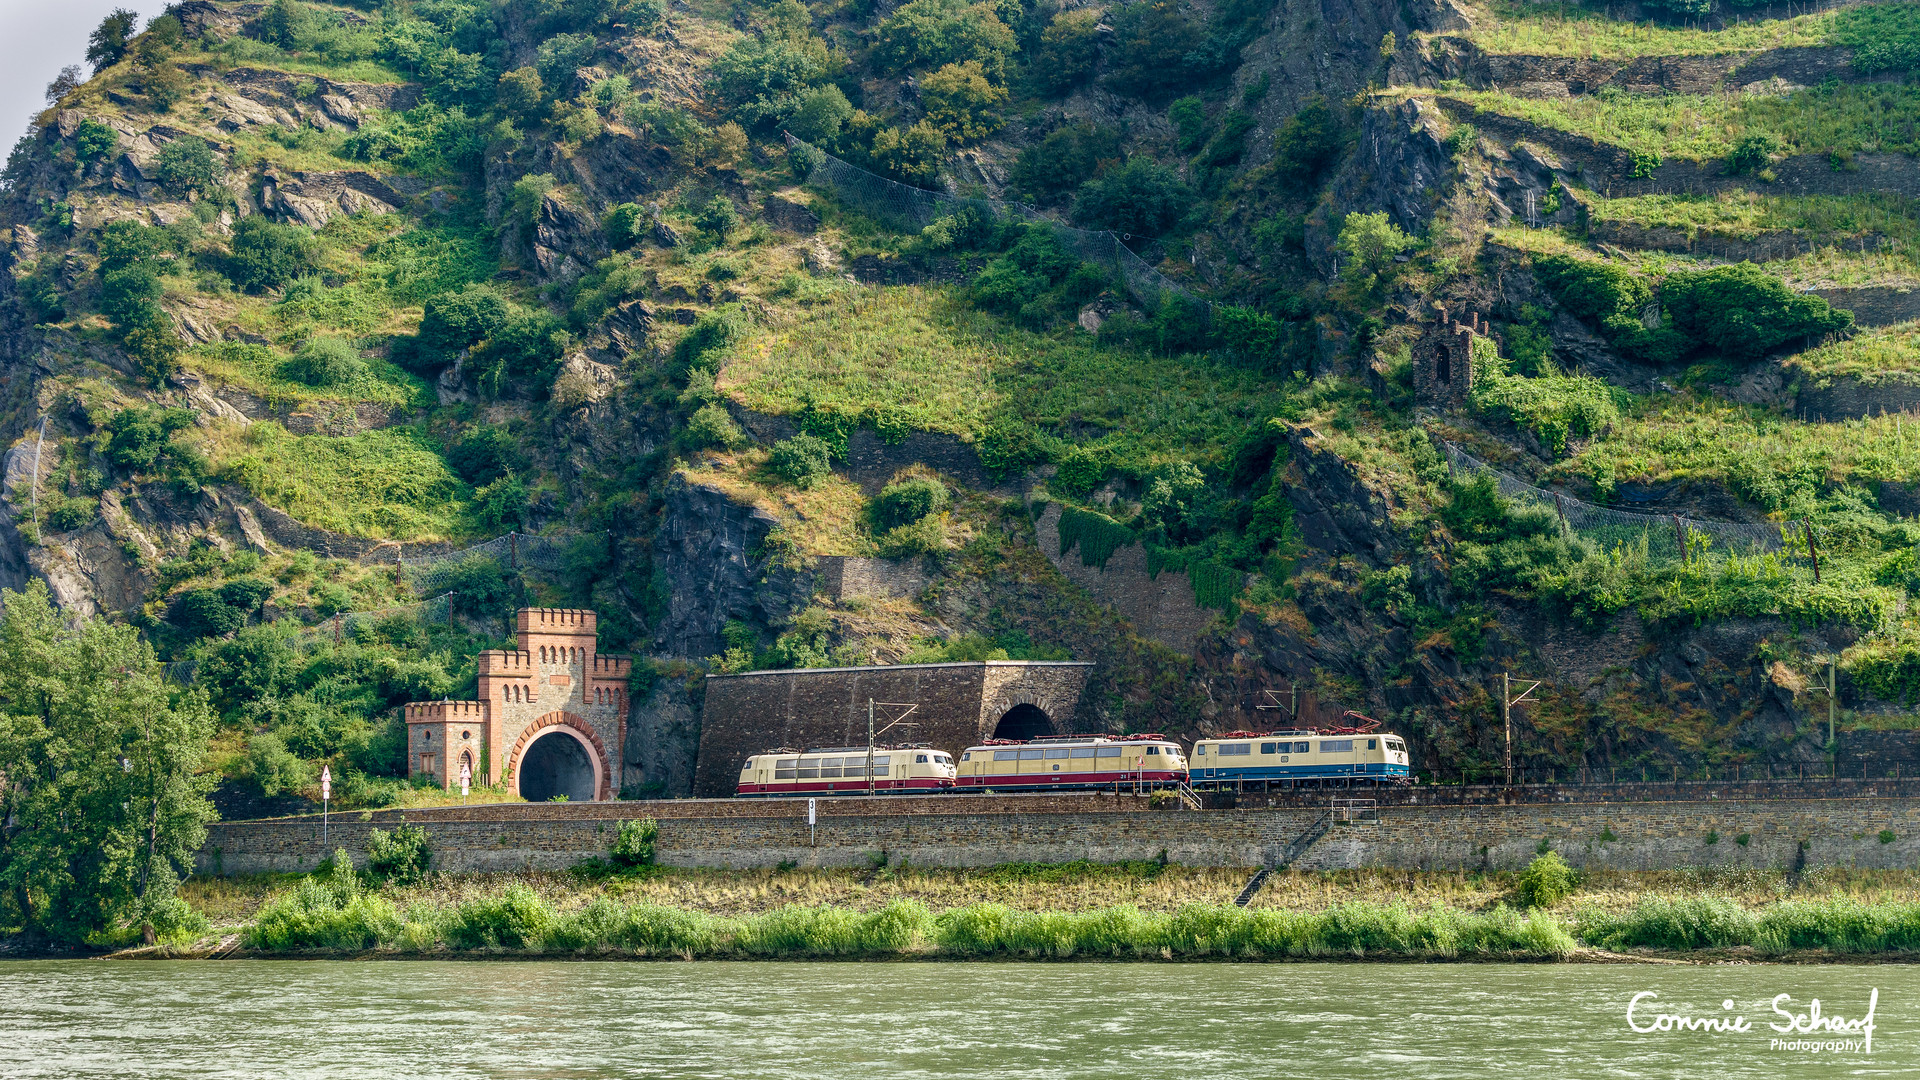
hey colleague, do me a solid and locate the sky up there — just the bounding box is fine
[0,1,174,143]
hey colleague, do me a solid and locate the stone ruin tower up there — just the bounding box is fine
[405,608,632,802]
[1414,305,1486,411]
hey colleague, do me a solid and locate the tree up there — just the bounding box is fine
[1071,157,1192,236]
[536,33,598,88]
[1336,211,1416,290]
[44,66,84,105]
[1271,95,1346,184]
[694,194,740,239]
[872,0,1015,80]
[1103,1,1213,98]
[1008,124,1120,205]
[226,217,318,293]
[496,67,545,120]
[0,581,216,942]
[86,9,140,72]
[154,136,219,194]
[920,61,1006,143]
[786,84,854,146]
[706,36,829,130]
[1033,9,1101,95]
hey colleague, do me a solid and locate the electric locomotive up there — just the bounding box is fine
[736,745,957,796]
[1192,713,1410,788]
[954,733,1186,791]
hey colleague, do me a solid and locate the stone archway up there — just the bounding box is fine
[508,712,608,801]
[993,703,1053,740]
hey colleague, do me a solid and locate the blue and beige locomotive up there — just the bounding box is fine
[1191,718,1410,788]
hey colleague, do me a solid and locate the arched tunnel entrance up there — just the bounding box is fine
[518,729,597,803]
[992,703,1054,741]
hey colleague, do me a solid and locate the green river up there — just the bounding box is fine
[1,960,1915,1077]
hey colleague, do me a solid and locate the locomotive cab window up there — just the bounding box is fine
[1368,739,1378,750]
[1145,746,1158,755]
[916,754,929,763]
[1195,745,1207,755]
[961,752,971,761]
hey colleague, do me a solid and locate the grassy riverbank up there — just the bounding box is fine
[148,863,1920,963]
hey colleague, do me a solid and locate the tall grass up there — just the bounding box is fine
[720,287,1294,469]
[200,421,476,540]
[1441,82,1920,161]
[243,884,1579,959]
[1789,320,1920,379]
[1581,895,1920,954]
[1583,190,1920,245]
[1463,2,1838,59]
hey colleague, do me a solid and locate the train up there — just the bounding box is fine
[735,746,958,796]
[734,720,1408,797]
[1190,729,1411,788]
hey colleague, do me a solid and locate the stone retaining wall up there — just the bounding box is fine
[197,796,1920,876]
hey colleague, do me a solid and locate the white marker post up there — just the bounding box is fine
[808,797,817,848]
[320,764,332,844]
[460,758,471,801]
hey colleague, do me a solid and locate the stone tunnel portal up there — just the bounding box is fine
[518,729,597,803]
[992,703,1054,741]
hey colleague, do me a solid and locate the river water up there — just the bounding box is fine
[1,960,1915,1078]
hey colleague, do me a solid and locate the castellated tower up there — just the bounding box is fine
[405,608,632,801]
[1414,305,1483,411]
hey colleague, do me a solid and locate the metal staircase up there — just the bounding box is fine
[1233,810,1332,907]
[1174,780,1203,811]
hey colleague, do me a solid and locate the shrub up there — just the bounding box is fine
[674,305,748,371]
[75,119,119,163]
[686,403,746,449]
[869,121,946,184]
[873,477,950,531]
[767,434,833,487]
[1168,96,1209,152]
[366,824,432,884]
[447,884,551,947]
[227,217,319,293]
[1725,132,1780,175]
[1072,157,1193,236]
[611,818,658,867]
[154,136,218,193]
[1661,263,1854,361]
[694,194,739,240]
[603,202,646,249]
[445,425,522,485]
[1468,338,1624,456]
[100,264,163,326]
[283,337,364,386]
[246,731,310,796]
[536,32,598,87]
[1513,851,1576,907]
[1579,895,1757,950]
[1007,124,1120,205]
[414,283,510,366]
[876,514,950,556]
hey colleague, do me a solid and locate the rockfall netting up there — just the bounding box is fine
[1441,441,1799,565]
[395,531,575,593]
[784,134,1198,314]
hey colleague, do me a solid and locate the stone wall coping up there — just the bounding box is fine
[706,660,1094,679]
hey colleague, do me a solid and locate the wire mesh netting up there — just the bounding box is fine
[292,593,455,646]
[784,134,1201,314]
[395,531,578,593]
[1441,442,1797,565]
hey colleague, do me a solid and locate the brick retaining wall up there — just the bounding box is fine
[197,796,1920,876]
